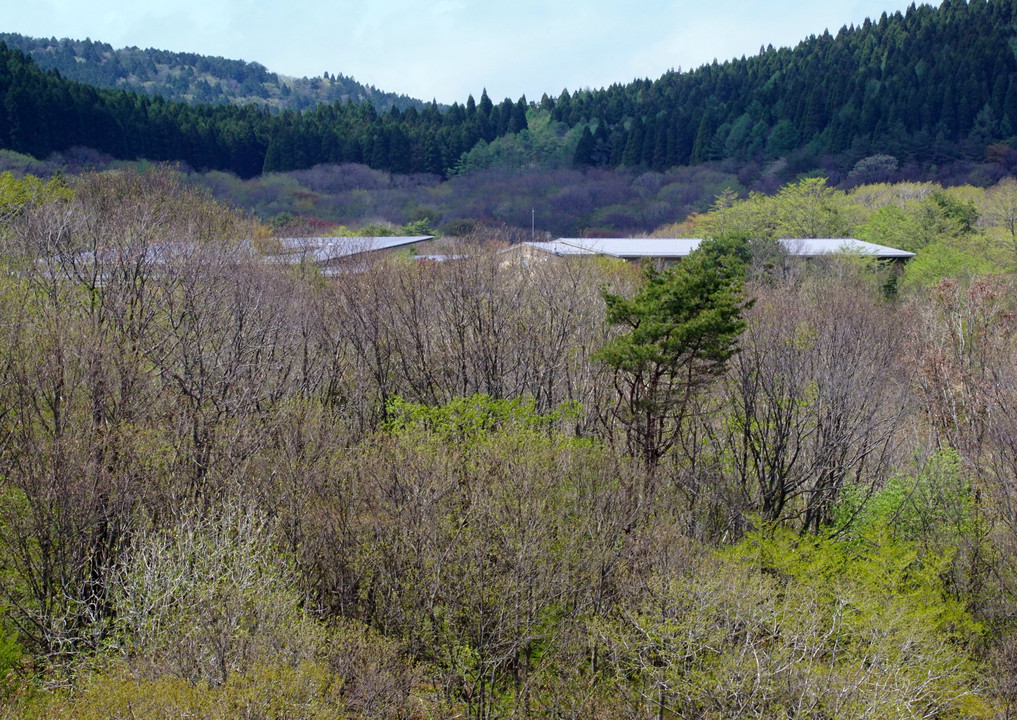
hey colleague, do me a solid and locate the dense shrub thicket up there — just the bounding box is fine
[2,170,1017,717]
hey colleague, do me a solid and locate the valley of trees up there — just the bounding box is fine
[1,167,1017,718]
[9,1,1017,717]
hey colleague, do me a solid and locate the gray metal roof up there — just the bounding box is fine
[776,238,915,258]
[39,237,436,280]
[415,254,466,262]
[273,236,434,264]
[556,238,701,259]
[548,237,915,260]
[520,240,602,256]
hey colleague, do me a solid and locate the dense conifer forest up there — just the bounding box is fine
[564,0,1017,171]
[3,0,1017,183]
[0,41,527,178]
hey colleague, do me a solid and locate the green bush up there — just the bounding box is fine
[384,393,582,446]
[15,661,347,720]
[599,526,991,719]
[900,241,996,289]
[0,620,22,700]
[834,446,978,548]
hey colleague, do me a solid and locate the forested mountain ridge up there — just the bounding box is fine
[0,32,424,112]
[2,0,1017,184]
[0,41,528,178]
[563,0,1017,173]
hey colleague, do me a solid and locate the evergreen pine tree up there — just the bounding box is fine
[573,126,595,167]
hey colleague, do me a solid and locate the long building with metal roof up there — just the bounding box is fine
[522,237,914,262]
[272,236,434,264]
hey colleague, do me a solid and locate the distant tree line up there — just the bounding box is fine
[0,42,527,177]
[5,0,1017,182]
[566,0,1017,171]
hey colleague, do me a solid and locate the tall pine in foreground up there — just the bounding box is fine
[597,237,752,468]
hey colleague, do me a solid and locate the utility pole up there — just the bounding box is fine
[531,208,535,239]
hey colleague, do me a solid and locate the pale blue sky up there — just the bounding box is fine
[3,0,923,104]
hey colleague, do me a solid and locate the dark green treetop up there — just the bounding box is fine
[597,236,753,468]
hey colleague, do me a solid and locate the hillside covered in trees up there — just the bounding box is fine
[12,2,1017,717]
[3,0,1017,188]
[562,0,1017,173]
[0,39,528,179]
[0,33,423,112]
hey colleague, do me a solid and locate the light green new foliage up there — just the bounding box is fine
[900,242,997,289]
[601,525,990,719]
[385,393,582,449]
[834,446,978,547]
[17,662,349,720]
[855,204,925,251]
[692,190,767,239]
[453,110,580,174]
[0,616,22,700]
[694,178,848,241]
[733,526,985,716]
[853,189,975,253]
[0,171,72,227]
[832,446,992,609]
[0,489,29,697]
[772,177,848,239]
[682,179,1017,291]
[108,504,319,686]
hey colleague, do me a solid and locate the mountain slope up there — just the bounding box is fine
[0,43,525,178]
[3,0,1017,182]
[559,0,1017,173]
[0,32,424,112]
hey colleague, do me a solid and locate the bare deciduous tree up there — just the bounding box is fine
[717,280,911,530]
